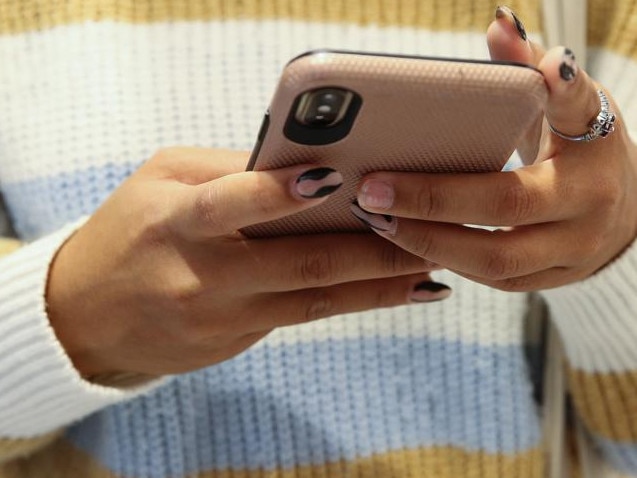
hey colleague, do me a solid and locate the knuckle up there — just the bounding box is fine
[482,245,525,280]
[496,183,541,225]
[136,202,173,248]
[593,176,622,211]
[379,244,414,275]
[415,182,442,218]
[301,290,336,322]
[296,248,339,286]
[410,228,438,259]
[165,276,203,313]
[139,221,170,249]
[193,183,229,234]
[153,147,177,162]
[149,147,180,170]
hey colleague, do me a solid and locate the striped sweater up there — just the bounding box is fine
[1,1,637,477]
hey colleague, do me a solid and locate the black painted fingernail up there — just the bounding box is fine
[495,6,527,41]
[410,281,452,303]
[559,47,578,81]
[511,11,528,41]
[295,167,343,198]
[350,201,397,235]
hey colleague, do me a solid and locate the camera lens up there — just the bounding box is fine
[295,88,354,127]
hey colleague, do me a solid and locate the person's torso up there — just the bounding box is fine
[0,1,608,476]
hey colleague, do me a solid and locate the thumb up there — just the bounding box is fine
[538,46,607,140]
[173,165,343,240]
[486,6,546,164]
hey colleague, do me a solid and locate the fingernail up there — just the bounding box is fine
[495,6,527,41]
[294,167,343,199]
[359,179,394,210]
[350,201,397,235]
[410,281,452,303]
[559,48,578,81]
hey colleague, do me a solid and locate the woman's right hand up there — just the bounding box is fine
[46,148,440,378]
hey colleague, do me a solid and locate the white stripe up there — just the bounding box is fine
[0,240,48,273]
[0,21,492,183]
[0,360,62,411]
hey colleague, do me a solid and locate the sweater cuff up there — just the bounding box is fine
[0,218,165,438]
[540,236,637,373]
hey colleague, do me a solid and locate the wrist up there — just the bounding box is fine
[45,228,115,378]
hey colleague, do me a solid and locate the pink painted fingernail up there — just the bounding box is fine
[350,201,397,235]
[359,179,394,210]
[294,167,343,199]
[410,281,452,303]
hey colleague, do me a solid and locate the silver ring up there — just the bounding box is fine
[548,89,616,142]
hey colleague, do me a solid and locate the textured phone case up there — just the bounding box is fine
[243,51,547,237]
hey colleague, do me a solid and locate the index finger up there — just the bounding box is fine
[173,165,343,240]
[357,161,584,227]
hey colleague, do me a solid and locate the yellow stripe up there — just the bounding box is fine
[0,432,60,466]
[569,366,637,441]
[2,1,637,61]
[1,437,543,478]
[588,0,637,60]
[0,0,540,35]
[0,239,20,257]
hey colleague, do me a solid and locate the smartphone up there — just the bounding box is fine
[242,50,547,238]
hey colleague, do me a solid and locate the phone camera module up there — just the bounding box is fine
[285,87,361,145]
[295,88,354,128]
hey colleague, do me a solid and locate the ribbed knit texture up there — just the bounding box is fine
[0,1,636,477]
[0,0,542,34]
[0,218,164,438]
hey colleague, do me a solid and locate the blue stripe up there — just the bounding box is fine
[67,336,540,478]
[591,434,637,474]
[2,161,142,240]
[4,154,522,242]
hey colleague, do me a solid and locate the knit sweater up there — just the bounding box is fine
[1,1,637,477]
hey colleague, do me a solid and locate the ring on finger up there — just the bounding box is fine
[548,89,616,142]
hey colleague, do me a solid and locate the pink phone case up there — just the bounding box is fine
[242,50,547,237]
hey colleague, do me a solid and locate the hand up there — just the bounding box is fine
[352,7,637,292]
[46,148,440,378]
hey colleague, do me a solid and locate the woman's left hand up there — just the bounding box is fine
[354,8,637,292]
